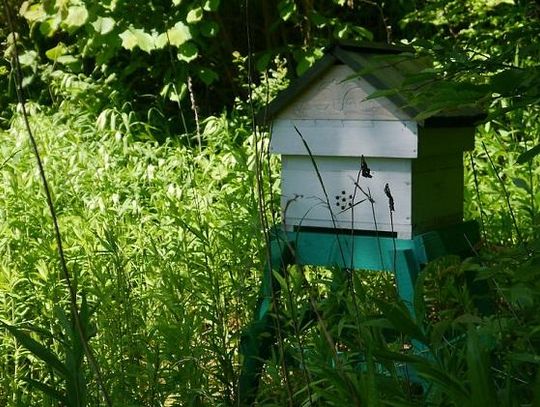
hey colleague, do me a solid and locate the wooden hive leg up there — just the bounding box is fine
[237,235,294,405]
[393,248,421,316]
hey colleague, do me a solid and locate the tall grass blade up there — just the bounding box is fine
[24,377,69,406]
[0,321,69,378]
[467,327,498,406]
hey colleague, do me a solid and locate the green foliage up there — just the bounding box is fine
[3,0,408,134]
[0,100,276,404]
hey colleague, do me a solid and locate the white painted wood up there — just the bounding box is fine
[278,65,411,121]
[280,156,413,238]
[271,119,418,158]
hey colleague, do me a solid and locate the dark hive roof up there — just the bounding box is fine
[258,41,485,127]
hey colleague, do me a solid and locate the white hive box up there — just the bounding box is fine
[262,42,482,239]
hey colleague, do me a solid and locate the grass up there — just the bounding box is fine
[0,106,271,405]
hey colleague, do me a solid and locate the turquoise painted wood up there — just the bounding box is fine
[238,221,480,405]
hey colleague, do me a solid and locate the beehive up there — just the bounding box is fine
[262,42,483,239]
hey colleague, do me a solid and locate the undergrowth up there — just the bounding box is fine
[0,104,273,405]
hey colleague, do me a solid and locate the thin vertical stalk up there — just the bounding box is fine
[245,0,293,404]
[293,126,347,266]
[481,141,523,245]
[2,1,111,405]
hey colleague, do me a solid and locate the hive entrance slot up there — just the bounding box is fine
[293,225,398,238]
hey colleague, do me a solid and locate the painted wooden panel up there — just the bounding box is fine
[280,156,413,238]
[412,154,464,233]
[278,65,410,121]
[271,119,418,158]
[417,127,475,156]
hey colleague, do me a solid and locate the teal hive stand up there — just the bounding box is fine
[238,221,481,405]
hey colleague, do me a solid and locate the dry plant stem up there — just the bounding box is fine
[481,141,523,245]
[165,31,190,140]
[187,75,202,151]
[2,1,112,405]
[245,1,294,405]
[293,126,363,395]
[346,168,367,331]
[293,126,347,266]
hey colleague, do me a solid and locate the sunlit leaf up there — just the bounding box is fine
[278,0,296,21]
[119,28,154,53]
[203,0,220,11]
[63,5,89,28]
[45,43,67,61]
[20,2,46,22]
[18,50,38,67]
[56,55,79,65]
[167,22,192,47]
[187,7,203,24]
[92,17,116,35]
[39,16,61,37]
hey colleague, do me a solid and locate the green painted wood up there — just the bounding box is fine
[238,221,480,403]
[238,234,294,406]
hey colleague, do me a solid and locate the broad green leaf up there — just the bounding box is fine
[177,42,198,62]
[56,55,79,65]
[172,0,182,5]
[334,24,348,39]
[512,177,530,192]
[167,22,192,46]
[18,50,38,67]
[376,300,429,344]
[255,52,272,71]
[309,11,327,28]
[517,143,540,164]
[20,3,46,22]
[509,284,534,308]
[203,0,220,11]
[39,16,61,37]
[352,26,374,41]
[64,5,89,28]
[187,7,203,24]
[45,43,67,61]
[120,28,154,53]
[92,17,115,35]
[509,353,540,364]
[0,321,69,378]
[467,327,497,406]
